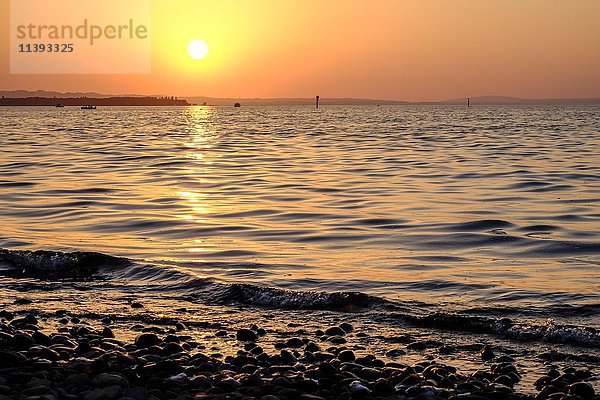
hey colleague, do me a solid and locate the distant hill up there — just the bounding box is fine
[1,90,599,106]
[433,96,600,105]
[0,90,121,99]
[184,95,600,106]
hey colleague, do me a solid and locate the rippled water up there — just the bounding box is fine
[1,105,599,316]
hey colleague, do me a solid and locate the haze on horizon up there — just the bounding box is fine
[1,0,599,102]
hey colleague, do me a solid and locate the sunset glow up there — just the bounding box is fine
[1,0,599,100]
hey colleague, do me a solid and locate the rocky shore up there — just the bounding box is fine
[1,308,598,400]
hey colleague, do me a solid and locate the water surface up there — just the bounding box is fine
[0,105,599,319]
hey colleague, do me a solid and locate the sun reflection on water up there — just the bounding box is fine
[178,107,221,256]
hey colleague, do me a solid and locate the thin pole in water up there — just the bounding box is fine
[316,95,320,109]
[467,97,470,107]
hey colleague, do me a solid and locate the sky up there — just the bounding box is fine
[1,0,599,101]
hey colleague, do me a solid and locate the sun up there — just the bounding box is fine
[188,40,209,60]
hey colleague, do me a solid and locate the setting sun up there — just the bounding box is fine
[187,40,208,60]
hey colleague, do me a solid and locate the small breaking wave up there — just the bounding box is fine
[0,248,129,278]
[0,248,382,312]
[195,282,382,311]
[394,312,600,348]
[1,248,599,348]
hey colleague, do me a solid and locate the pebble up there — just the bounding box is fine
[285,337,304,348]
[329,336,347,344]
[305,342,320,353]
[386,349,407,357]
[349,381,370,397]
[568,382,595,400]
[481,345,495,361]
[93,373,129,388]
[236,328,258,342]
[324,326,345,336]
[101,327,114,338]
[338,349,356,362]
[134,333,160,348]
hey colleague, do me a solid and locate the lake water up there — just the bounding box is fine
[0,106,599,349]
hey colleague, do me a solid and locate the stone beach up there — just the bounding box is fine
[1,306,597,400]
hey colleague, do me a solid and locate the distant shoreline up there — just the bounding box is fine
[184,95,600,106]
[1,93,600,106]
[0,96,189,106]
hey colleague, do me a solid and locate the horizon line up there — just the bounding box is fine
[2,90,600,104]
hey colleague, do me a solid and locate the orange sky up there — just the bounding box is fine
[1,0,599,101]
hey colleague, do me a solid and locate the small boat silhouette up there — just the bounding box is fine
[233,102,241,107]
[81,105,97,110]
[55,104,65,108]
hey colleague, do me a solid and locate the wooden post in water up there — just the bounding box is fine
[316,95,320,109]
[467,97,470,107]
